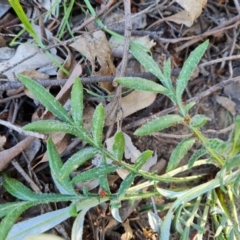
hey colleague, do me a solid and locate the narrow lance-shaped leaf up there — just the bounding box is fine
[23,120,76,134]
[71,165,119,183]
[71,78,83,126]
[92,104,104,147]
[0,202,26,218]
[190,115,209,128]
[3,174,38,201]
[115,77,172,98]
[163,58,175,95]
[47,138,76,195]
[110,151,153,222]
[135,114,184,136]
[18,74,73,124]
[112,131,125,160]
[130,41,167,89]
[0,202,35,240]
[176,40,209,104]
[167,137,195,172]
[188,148,207,168]
[117,151,153,201]
[60,147,98,178]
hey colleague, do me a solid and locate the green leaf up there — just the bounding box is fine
[117,151,152,201]
[71,165,119,183]
[61,147,98,178]
[233,172,240,196]
[0,202,25,218]
[71,207,90,240]
[225,154,240,172]
[188,148,207,168]
[205,138,224,152]
[163,58,175,94]
[47,138,76,195]
[112,131,125,160]
[3,174,38,201]
[167,137,195,172]
[7,206,72,240]
[115,77,172,97]
[92,104,104,147]
[18,74,72,124]
[71,78,83,126]
[190,115,209,128]
[24,121,93,144]
[184,102,196,112]
[99,172,111,195]
[230,115,240,156]
[130,41,170,90]
[134,114,184,136]
[176,40,209,103]
[23,120,76,134]
[0,202,34,240]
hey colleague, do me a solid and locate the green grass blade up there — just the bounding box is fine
[61,147,98,178]
[167,137,195,172]
[71,78,84,126]
[176,40,209,104]
[92,104,104,147]
[115,77,172,98]
[8,0,41,45]
[18,74,73,124]
[134,114,184,136]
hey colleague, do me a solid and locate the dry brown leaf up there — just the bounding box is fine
[0,135,6,150]
[0,136,35,171]
[70,30,116,92]
[166,0,207,27]
[121,90,157,118]
[105,86,156,127]
[57,46,76,79]
[0,44,63,81]
[216,96,236,116]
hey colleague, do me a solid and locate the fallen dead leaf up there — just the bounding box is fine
[165,0,207,27]
[70,30,116,93]
[0,44,63,81]
[216,95,236,116]
[57,46,76,79]
[121,90,157,118]
[0,136,35,171]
